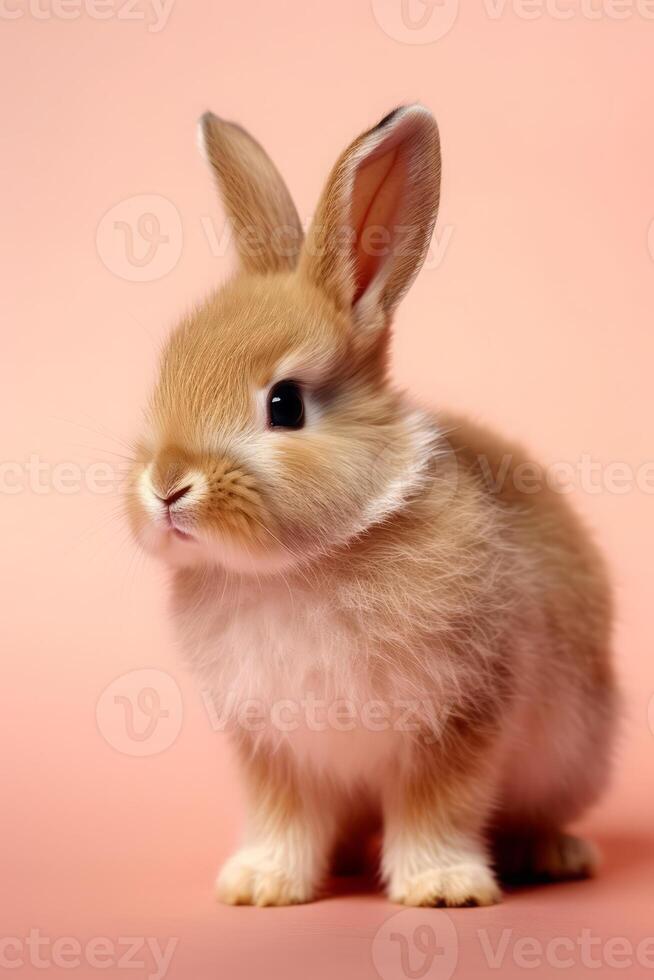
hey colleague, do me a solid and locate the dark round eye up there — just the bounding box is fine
[268,380,305,429]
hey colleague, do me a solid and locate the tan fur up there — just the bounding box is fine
[127,105,617,907]
[200,113,304,275]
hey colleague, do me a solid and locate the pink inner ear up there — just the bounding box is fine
[351,144,408,305]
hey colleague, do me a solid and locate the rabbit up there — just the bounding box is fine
[126,104,618,907]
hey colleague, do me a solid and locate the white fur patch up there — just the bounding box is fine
[180,576,420,789]
[357,410,440,533]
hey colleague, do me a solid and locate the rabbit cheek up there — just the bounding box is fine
[198,460,284,569]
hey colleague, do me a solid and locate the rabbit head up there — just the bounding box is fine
[128,105,441,574]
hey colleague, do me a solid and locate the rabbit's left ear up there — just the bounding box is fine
[199,112,304,275]
[299,105,440,331]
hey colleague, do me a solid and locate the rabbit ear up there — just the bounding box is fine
[299,105,440,330]
[199,112,304,275]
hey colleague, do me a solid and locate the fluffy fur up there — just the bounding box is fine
[127,105,617,907]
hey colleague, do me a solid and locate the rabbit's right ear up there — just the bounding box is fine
[199,112,304,275]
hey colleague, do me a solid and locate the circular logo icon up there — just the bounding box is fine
[372,907,459,980]
[96,194,183,282]
[371,0,460,44]
[96,668,184,756]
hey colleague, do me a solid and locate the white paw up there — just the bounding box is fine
[216,849,316,907]
[389,862,501,908]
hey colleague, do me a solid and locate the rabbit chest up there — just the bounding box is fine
[177,575,412,787]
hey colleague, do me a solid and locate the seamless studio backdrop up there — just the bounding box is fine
[1,2,653,979]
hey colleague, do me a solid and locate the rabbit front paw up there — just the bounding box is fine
[216,847,317,906]
[389,861,501,908]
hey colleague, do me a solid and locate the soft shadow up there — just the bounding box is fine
[318,827,654,904]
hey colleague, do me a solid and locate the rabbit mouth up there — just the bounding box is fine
[165,511,196,541]
[170,526,195,542]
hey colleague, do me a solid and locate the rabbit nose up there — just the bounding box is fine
[158,484,192,507]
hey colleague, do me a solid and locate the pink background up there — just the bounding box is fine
[2,2,653,978]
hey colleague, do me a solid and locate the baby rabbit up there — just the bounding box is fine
[127,105,617,907]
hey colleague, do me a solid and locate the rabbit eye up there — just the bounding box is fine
[268,380,305,429]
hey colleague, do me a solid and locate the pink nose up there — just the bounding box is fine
[157,484,192,507]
